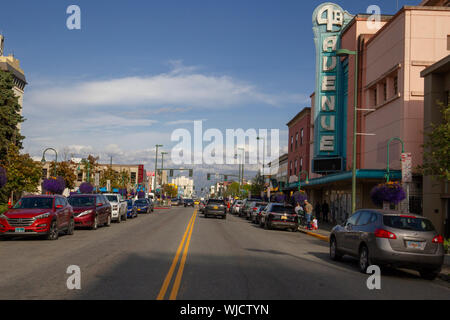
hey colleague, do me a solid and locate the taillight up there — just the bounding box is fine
[253,207,257,211]
[375,229,397,239]
[432,235,444,244]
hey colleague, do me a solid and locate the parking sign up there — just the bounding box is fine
[401,153,412,183]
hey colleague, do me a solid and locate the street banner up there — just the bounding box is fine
[401,153,412,183]
[106,180,111,192]
[94,173,100,187]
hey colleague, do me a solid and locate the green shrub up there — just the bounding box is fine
[0,203,8,214]
[444,239,450,254]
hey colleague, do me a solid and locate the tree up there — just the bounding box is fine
[163,184,178,198]
[0,71,25,162]
[420,102,450,181]
[0,144,42,203]
[50,160,77,190]
[119,169,131,188]
[224,182,240,198]
[250,171,265,196]
[100,167,121,190]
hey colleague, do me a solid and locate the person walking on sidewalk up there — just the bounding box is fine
[322,201,329,223]
[304,200,313,230]
[314,202,321,222]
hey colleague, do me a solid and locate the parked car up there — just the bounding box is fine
[68,194,112,229]
[104,193,127,223]
[184,199,194,207]
[329,210,445,279]
[250,202,269,224]
[126,199,138,219]
[199,200,206,213]
[260,203,297,232]
[134,199,151,214]
[171,198,182,206]
[204,199,227,219]
[240,198,262,218]
[232,200,243,215]
[0,195,75,240]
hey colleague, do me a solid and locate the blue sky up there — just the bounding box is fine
[0,0,418,180]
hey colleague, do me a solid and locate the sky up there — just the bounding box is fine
[0,0,419,187]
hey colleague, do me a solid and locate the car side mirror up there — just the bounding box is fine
[56,205,64,209]
[97,203,103,207]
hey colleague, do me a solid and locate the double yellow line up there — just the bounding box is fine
[156,209,197,300]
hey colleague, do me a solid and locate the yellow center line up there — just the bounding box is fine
[156,209,197,300]
[169,210,197,300]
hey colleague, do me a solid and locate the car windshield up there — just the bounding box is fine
[68,197,96,207]
[135,200,147,205]
[13,198,53,209]
[383,216,435,232]
[271,205,295,214]
[106,195,119,202]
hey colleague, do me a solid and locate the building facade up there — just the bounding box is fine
[421,55,450,237]
[171,176,194,198]
[287,2,450,227]
[286,107,311,186]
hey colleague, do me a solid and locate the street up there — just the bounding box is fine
[1,207,449,300]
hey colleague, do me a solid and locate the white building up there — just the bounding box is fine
[171,176,194,198]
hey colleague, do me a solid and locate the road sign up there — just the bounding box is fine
[401,153,412,183]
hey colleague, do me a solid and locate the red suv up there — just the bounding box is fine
[68,194,112,229]
[0,195,75,240]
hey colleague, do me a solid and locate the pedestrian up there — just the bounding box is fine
[304,200,313,230]
[322,201,329,223]
[315,202,321,222]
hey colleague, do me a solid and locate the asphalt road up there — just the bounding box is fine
[1,206,449,300]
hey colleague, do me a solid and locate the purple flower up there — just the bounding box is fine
[293,191,307,204]
[43,177,66,195]
[275,193,286,203]
[0,166,6,189]
[79,182,94,194]
[370,182,406,206]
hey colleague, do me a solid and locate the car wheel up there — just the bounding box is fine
[223,215,227,220]
[91,216,98,230]
[46,221,59,240]
[419,269,439,280]
[66,218,75,235]
[105,215,111,227]
[359,245,371,273]
[329,237,343,261]
[117,214,121,223]
[123,212,127,221]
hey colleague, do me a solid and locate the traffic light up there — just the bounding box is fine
[170,169,174,177]
[189,169,193,177]
[224,175,228,182]
[207,173,211,181]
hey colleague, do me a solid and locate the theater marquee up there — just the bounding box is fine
[312,3,353,174]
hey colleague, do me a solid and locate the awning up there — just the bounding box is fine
[283,169,402,190]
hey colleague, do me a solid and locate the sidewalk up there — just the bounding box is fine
[297,221,450,281]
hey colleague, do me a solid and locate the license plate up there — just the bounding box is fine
[281,215,288,220]
[213,206,218,210]
[406,241,425,250]
[15,228,25,233]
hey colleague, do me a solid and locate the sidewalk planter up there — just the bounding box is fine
[42,176,66,195]
[370,181,406,207]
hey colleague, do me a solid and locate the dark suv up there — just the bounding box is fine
[204,199,227,219]
[68,194,112,230]
[0,195,75,240]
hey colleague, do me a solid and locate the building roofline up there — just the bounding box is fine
[365,6,450,48]
[420,54,450,77]
[286,107,311,127]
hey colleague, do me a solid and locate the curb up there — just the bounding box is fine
[298,228,330,242]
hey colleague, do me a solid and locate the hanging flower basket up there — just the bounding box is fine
[275,193,285,203]
[370,181,406,207]
[43,177,66,195]
[79,182,94,194]
[293,190,307,204]
[0,166,6,189]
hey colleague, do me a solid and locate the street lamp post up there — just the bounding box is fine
[238,147,245,186]
[336,48,358,214]
[257,137,266,178]
[41,148,58,177]
[385,137,405,182]
[298,170,310,191]
[161,152,168,186]
[154,144,163,192]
